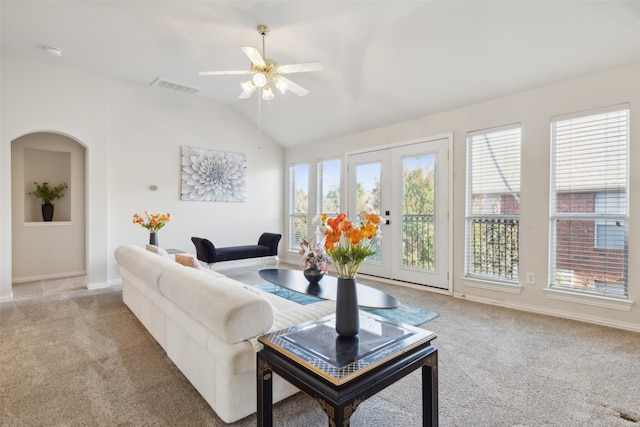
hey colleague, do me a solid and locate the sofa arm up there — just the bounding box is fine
[257,232,282,256]
[270,300,336,332]
[159,267,273,343]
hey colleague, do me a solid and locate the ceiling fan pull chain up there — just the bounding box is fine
[258,88,262,138]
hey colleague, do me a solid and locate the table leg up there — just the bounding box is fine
[257,356,273,427]
[422,349,439,427]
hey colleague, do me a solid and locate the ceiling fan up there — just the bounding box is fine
[199,25,323,102]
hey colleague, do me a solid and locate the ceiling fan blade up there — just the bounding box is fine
[274,76,309,97]
[198,70,251,76]
[277,62,324,74]
[240,46,266,67]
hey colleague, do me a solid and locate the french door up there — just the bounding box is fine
[347,136,450,290]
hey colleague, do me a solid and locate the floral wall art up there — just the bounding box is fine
[181,146,247,202]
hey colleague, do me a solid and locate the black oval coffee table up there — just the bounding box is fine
[258,268,400,309]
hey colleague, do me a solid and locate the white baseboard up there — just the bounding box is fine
[11,270,87,283]
[88,279,121,290]
[453,291,640,333]
[0,292,15,303]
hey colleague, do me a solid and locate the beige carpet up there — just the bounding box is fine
[1,267,639,426]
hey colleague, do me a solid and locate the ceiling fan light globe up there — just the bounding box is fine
[275,79,289,94]
[252,73,267,88]
[239,80,257,99]
[262,86,275,101]
[241,80,255,94]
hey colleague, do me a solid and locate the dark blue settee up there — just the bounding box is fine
[191,233,281,267]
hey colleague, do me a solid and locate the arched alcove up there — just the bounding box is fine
[11,132,87,282]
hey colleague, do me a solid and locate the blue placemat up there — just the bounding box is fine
[255,283,439,326]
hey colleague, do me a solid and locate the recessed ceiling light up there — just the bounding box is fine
[46,46,63,56]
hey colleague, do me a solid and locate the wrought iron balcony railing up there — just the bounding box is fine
[469,217,519,280]
[402,214,435,270]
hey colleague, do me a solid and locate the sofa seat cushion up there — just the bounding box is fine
[158,267,273,344]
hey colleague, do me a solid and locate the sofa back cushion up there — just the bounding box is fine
[158,267,273,344]
[115,245,178,292]
[145,244,171,258]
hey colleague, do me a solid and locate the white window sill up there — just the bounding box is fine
[462,276,522,294]
[544,288,633,312]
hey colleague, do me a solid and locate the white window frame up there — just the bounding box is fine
[288,163,309,252]
[549,105,629,298]
[465,124,521,282]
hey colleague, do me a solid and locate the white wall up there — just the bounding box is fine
[106,79,284,278]
[286,63,640,331]
[0,54,283,299]
[1,55,110,299]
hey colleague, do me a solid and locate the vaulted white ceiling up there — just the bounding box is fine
[2,1,639,147]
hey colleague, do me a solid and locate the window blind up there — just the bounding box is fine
[317,158,340,215]
[549,106,629,297]
[465,125,521,281]
[289,164,309,251]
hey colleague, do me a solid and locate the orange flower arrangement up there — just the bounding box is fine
[132,211,171,233]
[314,212,382,278]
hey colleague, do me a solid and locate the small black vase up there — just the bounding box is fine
[335,277,359,338]
[41,203,54,222]
[303,267,324,285]
[149,232,158,246]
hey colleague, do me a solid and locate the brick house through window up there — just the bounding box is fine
[554,192,626,294]
[550,106,628,298]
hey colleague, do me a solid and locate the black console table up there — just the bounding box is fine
[257,313,438,426]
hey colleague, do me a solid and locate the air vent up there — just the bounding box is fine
[150,77,200,95]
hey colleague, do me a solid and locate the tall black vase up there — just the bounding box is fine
[41,202,54,222]
[149,232,158,246]
[335,277,359,338]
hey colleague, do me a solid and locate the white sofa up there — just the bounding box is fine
[114,245,335,423]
